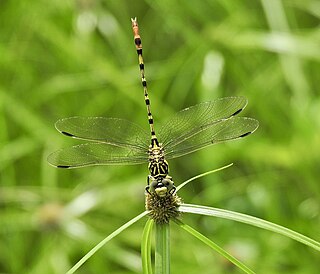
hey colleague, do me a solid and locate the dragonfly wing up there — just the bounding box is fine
[164,117,259,160]
[158,97,248,148]
[47,143,149,168]
[55,117,150,150]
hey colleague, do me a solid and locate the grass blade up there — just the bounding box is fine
[174,219,255,274]
[179,204,320,251]
[66,211,148,274]
[176,163,233,192]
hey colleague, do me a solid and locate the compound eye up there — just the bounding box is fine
[161,179,168,186]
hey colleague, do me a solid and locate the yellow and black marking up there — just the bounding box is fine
[131,17,178,216]
[131,17,174,187]
[131,18,158,147]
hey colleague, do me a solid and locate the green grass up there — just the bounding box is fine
[1,0,319,273]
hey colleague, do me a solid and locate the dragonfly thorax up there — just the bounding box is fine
[148,143,169,178]
[147,142,175,197]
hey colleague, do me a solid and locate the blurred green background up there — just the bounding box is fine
[0,0,319,273]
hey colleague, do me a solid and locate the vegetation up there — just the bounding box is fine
[1,0,319,273]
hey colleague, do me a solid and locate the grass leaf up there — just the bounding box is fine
[66,211,148,274]
[174,219,256,274]
[179,204,320,252]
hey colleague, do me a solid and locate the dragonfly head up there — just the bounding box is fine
[146,176,176,197]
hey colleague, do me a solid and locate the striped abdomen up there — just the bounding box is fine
[131,18,159,148]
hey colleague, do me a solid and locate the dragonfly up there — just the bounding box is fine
[47,18,259,197]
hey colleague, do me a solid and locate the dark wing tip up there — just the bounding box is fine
[231,108,243,117]
[239,131,252,138]
[47,151,71,168]
[57,165,71,169]
[240,118,259,137]
[47,159,72,169]
[61,131,74,137]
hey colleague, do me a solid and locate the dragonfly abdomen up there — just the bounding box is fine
[131,17,159,148]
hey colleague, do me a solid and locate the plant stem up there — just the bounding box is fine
[155,223,170,274]
[142,219,154,274]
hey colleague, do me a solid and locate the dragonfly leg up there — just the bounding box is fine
[146,175,158,194]
[146,175,152,194]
